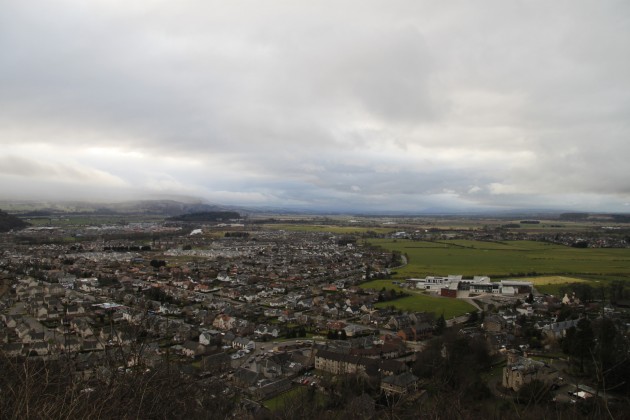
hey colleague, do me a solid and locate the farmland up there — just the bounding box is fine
[262,223,396,235]
[527,275,590,296]
[364,239,630,281]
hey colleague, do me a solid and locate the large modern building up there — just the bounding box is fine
[406,275,532,297]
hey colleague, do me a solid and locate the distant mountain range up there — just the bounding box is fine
[0,199,239,218]
[0,199,628,220]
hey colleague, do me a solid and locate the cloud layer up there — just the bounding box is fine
[1,0,629,212]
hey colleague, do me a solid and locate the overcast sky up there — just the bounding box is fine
[1,1,630,213]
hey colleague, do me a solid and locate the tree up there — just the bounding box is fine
[149,259,166,269]
[517,380,553,405]
[608,281,626,304]
[435,314,446,335]
[565,318,595,373]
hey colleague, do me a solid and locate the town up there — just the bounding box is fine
[1,212,629,418]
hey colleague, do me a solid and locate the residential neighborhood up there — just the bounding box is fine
[0,217,629,418]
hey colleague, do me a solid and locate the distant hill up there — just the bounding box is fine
[168,211,241,222]
[0,209,30,232]
[0,199,242,218]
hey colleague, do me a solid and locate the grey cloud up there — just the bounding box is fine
[0,156,126,186]
[1,1,630,212]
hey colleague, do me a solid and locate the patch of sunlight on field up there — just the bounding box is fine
[526,276,588,285]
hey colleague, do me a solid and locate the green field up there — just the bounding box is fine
[526,276,590,296]
[263,224,396,235]
[23,215,165,227]
[527,275,588,286]
[263,386,326,411]
[359,279,475,318]
[358,279,407,293]
[365,239,630,281]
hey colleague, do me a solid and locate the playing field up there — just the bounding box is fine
[359,279,476,318]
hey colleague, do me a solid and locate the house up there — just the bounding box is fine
[254,324,280,338]
[82,339,105,352]
[2,315,19,329]
[502,350,558,391]
[2,343,24,357]
[65,304,85,316]
[343,324,375,337]
[72,319,94,338]
[29,342,49,356]
[35,307,48,320]
[199,331,220,346]
[253,358,283,379]
[540,319,580,341]
[233,337,255,351]
[212,314,236,331]
[61,337,82,353]
[483,315,508,333]
[385,314,416,330]
[23,331,45,344]
[15,322,31,339]
[380,371,420,395]
[181,341,203,358]
[222,331,236,347]
[315,349,378,376]
[397,323,433,342]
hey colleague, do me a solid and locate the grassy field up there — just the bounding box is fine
[526,275,588,286]
[528,276,590,296]
[263,386,326,411]
[358,279,407,293]
[359,279,475,318]
[365,239,630,281]
[23,215,165,227]
[262,223,396,235]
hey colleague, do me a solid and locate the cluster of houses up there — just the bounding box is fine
[5,222,623,412]
[502,350,558,391]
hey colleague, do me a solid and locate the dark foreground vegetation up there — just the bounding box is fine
[0,354,235,419]
[0,209,29,232]
[168,211,241,222]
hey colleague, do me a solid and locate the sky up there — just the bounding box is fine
[1,0,630,213]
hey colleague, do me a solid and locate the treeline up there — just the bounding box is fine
[560,212,630,223]
[168,211,240,222]
[377,287,409,302]
[0,209,29,232]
